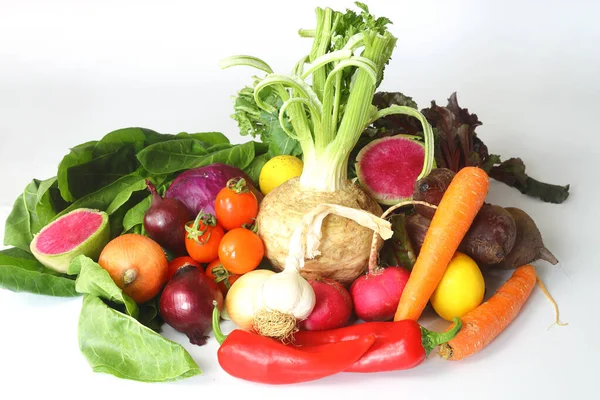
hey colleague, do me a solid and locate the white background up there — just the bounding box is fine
[1,0,599,399]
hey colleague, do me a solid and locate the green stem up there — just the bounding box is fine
[226,177,249,194]
[212,301,227,345]
[421,317,462,357]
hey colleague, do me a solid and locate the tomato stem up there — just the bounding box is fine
[226,177,249,194]
[185,210,217,244]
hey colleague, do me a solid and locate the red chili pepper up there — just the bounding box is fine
[291,318,462,373]
[211,302,376,384]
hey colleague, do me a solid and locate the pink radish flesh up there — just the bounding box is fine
[299,278,353,331]
[35,211,103,254]
[350,267,410,322]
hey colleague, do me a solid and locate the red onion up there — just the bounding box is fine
[143,181,193,256]
[159,266,224,345]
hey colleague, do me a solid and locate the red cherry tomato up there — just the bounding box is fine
[218,228,264,275]
[215,177,259,231]
[205,259,240,296]
[184,213,225,263]
[167,256,203,281]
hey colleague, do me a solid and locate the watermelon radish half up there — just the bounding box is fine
[30,208,110,273]
[355,135,428,205]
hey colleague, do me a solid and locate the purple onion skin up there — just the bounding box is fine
[165,163,262,216]
[159,266,224,346]
[143,183,193,256]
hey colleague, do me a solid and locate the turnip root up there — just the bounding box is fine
[256,178,383,285]
[299,278,353,331]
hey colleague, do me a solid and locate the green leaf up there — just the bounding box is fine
[69,255,138,318]
[55,170,146,219]
[4,179,42,250]
[72,256,200,382]
[379,214,416,270]
[93,127,148,155]
[244,153,269,184]
[198,140,256,170]
[138,296,164,332]
[57,141,97,202]
[0,248,78,296]
[105,177,148,215]
[136,139,209,174]
[178,131,230,146]
[35,177,67,228]
[78,295,201,382]
[66,145,139,200]
[122,196,151,233]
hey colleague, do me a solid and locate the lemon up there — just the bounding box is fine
[259,155,303,195]
[430,252,485,321]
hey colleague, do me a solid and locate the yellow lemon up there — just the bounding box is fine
[430,252,485,321]
[259,155,303,195]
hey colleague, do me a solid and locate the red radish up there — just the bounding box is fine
[299,278,353,331]
[351,198,436,321]
[350,266,410,322]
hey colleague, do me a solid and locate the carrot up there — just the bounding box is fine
[394,166,490,321]
[438,264,537,361]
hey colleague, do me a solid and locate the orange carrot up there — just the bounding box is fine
[394,166,489,321]
[438,264,537,361]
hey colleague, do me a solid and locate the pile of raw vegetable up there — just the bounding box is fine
[1,3,570,384]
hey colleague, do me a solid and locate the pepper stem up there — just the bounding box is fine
[421,317,462,357]
[212,300,227,345]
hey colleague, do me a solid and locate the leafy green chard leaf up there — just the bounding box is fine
[57,141,98,202]
[138,295,164,332]
[105,177,148,215]
[136,139,209,174]
[35,177,69,228]
[72,256,200,382]
[108,192,150,238]
[4,179,44,250]
[122,196,151,233]
[244,153,270,184]
[68,255,138,318]
[379,213,416,270]
[94,127,149,155]
[55,170,147,219]
[178,131,230,146]
[66,145,140,200]
[0,248,78,296]
[78,296,200,382]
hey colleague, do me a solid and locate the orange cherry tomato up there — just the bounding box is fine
[167,256,203,281]
[218,228,264,275]
[215,177,259,231]
[205,259,240,296]
[184,213,225,263]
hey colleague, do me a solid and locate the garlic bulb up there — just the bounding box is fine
[253,203,393,339]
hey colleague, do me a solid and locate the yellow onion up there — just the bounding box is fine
[224,269,275,330]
